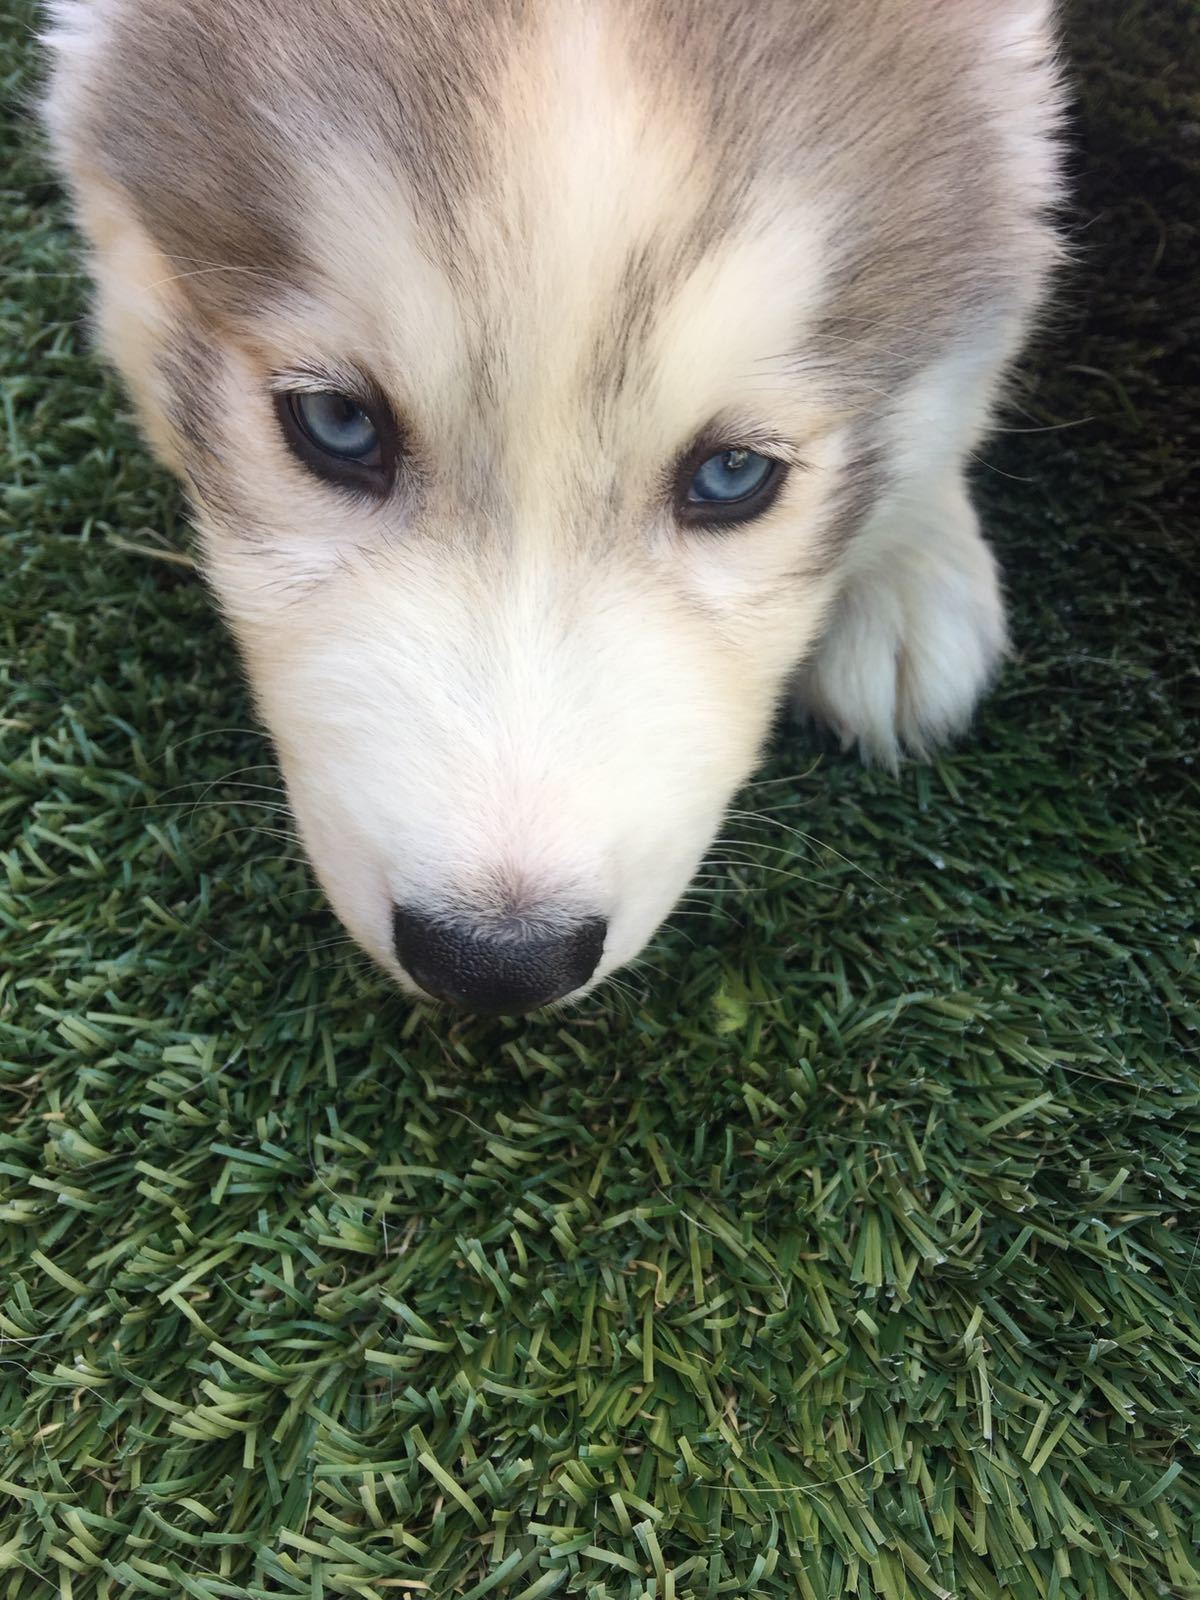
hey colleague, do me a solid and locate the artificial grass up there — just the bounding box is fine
[1,0,1199,1594]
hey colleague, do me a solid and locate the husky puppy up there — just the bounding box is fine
[43,1,1063,1014]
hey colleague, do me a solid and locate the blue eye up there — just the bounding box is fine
[276,384,396,492]
[676,445,784,526]
[689,448,776,504]
[289,391,380,462]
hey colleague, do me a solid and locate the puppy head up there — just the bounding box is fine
[45,0,1060,1009]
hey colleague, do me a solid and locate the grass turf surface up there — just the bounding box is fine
[2,1,1199,1595]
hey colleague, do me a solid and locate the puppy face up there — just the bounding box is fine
[45,0,1060,1008]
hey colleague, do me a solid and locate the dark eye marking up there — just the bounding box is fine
[273,381,399,495]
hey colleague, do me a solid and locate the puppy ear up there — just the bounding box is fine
[942,0,1057,41]
[43,1,190,473]
[41,0,112,173]
[935,0,1060,79]
[936,0,1054,16]
[40,0,110,74]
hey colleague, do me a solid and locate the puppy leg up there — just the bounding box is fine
[793,471,1009,768]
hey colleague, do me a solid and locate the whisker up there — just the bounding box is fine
[155,729,269,771]
[722,811,893,892]
[743,759,825,790]
[199,825,302,848]
[988,415,1093,435]
[967,450,1034,483]
[702,860,826,888]
[157,767,286,798]
[134,799,295,820]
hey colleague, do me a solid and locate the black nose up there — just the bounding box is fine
[392,907,607,1014]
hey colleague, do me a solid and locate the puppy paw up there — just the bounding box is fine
[793,489,1009,768]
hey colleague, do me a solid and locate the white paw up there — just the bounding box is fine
[793,489,1009,768]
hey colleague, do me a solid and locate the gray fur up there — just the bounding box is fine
[50,0,1059,414]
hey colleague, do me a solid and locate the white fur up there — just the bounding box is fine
[43,0,1064,1003]
[792,471,1009,765]
[792,332,1022,766]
